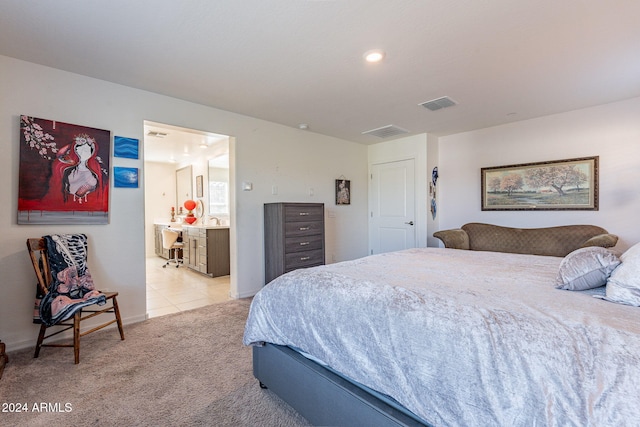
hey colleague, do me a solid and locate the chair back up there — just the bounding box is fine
[26,238,52,296]
[161,228,180,249]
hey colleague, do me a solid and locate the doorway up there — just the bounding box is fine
[369,158,417,254]
[142,121,233,318]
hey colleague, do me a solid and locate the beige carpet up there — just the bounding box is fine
[0,299,311,427]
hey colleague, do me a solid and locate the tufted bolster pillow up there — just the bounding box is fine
[581,233,619,249]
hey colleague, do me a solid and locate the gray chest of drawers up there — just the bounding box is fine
[264,202,325,284]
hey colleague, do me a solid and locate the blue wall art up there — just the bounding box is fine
[114,166,138,188]
[113,136,139,159]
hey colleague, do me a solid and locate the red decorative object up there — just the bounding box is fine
[183,199,197,224]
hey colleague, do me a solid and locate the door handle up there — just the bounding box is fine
[405,221,414,226]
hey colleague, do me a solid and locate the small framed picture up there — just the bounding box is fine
[113,136,139,159]
[335,179,350,205]
[114,167,139,188]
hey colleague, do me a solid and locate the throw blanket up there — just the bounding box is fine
[38,234,106,327]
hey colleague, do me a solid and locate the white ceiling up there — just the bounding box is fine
[2,1,639,145]
[144,121,229,165]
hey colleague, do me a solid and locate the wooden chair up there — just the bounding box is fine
[26,238,125,364]
[0,339,7,379]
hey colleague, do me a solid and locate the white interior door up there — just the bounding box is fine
[370,158,416,254]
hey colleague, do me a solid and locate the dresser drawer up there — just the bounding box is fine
[284,205,323,223]
[285,234,324,253]
[284,249,324,271]
[285,220,323,237]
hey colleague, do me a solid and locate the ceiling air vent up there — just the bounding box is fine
[362,125,409,139]
[419,96,457,111]
[147,131,168,138]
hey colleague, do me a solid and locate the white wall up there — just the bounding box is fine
[144,161,179,257]
[426,133,440,247]
[0,55,369,350]
[438,97,640,251]
[368,134,429,249]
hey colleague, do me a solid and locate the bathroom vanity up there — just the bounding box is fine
[154,223,230,277]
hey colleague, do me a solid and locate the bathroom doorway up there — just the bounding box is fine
[142,120,233,318]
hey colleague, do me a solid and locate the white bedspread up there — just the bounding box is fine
[243,248,640,426]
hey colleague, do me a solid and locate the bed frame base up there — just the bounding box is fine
[253,343,430,426]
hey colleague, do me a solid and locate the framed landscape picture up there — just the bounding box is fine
[481,156,598,211]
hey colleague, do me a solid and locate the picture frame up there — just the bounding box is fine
[18,115,111,224]
[481,156,598,211]
[196,175,204,198]
[113,136,139,159]
[335,179,350,205]
[113,167,139,188]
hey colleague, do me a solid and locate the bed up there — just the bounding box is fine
[243,247,640,426]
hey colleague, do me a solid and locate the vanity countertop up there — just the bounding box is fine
[183,224,229,229]
[154,221,228,229]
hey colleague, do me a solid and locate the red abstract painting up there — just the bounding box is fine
[18,116,111,224]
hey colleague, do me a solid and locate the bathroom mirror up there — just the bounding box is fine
[208,156,229,216]
[176,165,192,210]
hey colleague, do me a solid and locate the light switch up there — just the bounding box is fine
[242,181,253,191]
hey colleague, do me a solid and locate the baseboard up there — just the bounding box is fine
[3,312,147,353]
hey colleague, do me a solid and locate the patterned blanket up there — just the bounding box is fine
[38,234,106,327]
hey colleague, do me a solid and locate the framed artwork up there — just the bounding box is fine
[481,156,598,211]
[335,179,350,205]
[196,175,204,198]
[113,136,139,159]
[18,115,111,224]
[114,167,139,188]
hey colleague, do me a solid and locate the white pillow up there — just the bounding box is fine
[602,242,640,306]
[555,247,620,291]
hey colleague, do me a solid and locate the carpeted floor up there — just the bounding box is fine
[0,299,311,427]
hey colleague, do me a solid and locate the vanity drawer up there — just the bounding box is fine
[285,234,324,253]
[284,249,324,271]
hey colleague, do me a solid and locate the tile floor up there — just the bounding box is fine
[146,256,231,318]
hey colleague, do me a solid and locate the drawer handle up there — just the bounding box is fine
[300,256,311,261]
[299,227,310,231]
[299,212,310,216]
[299,241,310,246]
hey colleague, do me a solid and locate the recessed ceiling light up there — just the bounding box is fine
[364,49,385,63]
[298,123,309,130]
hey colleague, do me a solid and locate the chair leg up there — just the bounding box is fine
[34,323,47,359]
[112,296,125,341]
[73,311,81,364]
